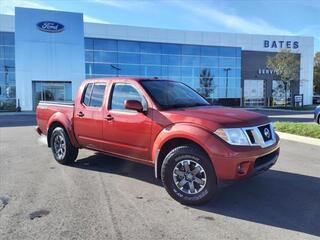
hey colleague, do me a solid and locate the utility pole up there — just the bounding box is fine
[224,68,231,98]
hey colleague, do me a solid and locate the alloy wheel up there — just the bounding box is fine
[172,159,207,194]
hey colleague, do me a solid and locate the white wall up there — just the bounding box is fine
[14,8,85,110]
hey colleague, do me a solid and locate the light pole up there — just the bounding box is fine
[224,68,231,98]
[110,64,121,77]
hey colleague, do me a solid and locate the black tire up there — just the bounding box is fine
[161,145,217,205]
[50,127,78,164]
[318,114,320,124]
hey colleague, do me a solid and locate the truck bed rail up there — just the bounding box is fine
[38,101,74,107]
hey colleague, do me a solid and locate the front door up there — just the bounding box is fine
[102,82,152,162]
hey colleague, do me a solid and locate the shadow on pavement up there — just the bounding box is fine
[71,153,162,186]
[71,153,320,237]
[0,114,36,127]
[198,170,320,237]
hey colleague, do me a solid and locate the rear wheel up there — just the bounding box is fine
[161,145,217,205]
[50,127,78,164]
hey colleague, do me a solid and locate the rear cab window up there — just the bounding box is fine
[82,82,106,108]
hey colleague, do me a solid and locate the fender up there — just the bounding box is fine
[47,112,80,148]
[151,123,213,165]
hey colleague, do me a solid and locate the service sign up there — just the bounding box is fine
[37,21,64,33]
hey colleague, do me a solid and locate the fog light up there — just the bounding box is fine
[237,162,250,175]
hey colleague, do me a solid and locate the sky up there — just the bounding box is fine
[1,0,319,52]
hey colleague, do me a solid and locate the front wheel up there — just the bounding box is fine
[161,145,217,205]
[50,127,78,164]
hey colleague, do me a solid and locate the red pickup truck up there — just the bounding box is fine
[36,78,280,205]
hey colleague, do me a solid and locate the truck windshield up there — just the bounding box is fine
[140,80,210,110]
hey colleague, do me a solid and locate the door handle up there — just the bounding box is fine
[105,114,114,121]
[77,111,85,117]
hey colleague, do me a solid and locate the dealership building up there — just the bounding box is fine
[0,7,314,111]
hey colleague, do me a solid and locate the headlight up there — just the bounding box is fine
[214,128,250,146]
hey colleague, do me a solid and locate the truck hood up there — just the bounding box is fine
[161,106,270,130]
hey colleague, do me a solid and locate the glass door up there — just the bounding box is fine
[32,81,72,110]
[244,79,266,107]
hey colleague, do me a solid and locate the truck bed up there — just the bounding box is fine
[36,101,75,135]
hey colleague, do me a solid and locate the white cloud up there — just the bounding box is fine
[90,0,151,10]
[174,1,293,36]
[0,0,109,24]
[90,0,129,9]
[83,15,109,24]
[0,0,57,14]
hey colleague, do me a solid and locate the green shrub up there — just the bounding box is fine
[274,122,320,139]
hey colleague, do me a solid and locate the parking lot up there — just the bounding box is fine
[0,115,319,240]
[249,109,315,123]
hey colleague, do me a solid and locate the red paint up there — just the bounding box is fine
[36,77,280,181]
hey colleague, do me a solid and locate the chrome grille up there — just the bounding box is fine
[243,123,276,148]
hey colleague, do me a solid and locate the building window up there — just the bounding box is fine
[84,38,241,101]
[0,32,15,111]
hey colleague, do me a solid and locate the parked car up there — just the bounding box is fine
[314,105,320,124]
[36,78,280,205]
[313,95,320,105]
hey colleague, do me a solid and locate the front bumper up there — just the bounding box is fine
[205,133,280,182]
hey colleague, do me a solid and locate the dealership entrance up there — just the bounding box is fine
[243,79,266,106]
[32,81,72,110]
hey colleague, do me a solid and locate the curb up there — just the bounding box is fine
[277,131,320,146]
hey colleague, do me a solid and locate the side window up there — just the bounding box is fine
[82,83,93,106]
[90,84,106,107]
[82,83,106,107]
[111,83,147,111]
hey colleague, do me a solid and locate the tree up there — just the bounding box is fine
[267,49,299,106]
[314,52,320,94]
[198,68,215,100]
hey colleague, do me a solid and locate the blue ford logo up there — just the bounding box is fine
[37,21,64,33]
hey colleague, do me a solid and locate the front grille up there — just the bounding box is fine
[245,129,256,144]
[254,149,279,169]
[258,124,272,142]
[242,123,276,148]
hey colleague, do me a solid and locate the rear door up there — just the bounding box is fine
[73,82,107,150]
[102,82,153,162]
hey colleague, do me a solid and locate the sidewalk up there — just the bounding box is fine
[277,131,320,146]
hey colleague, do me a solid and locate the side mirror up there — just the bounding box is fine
[124,100,144,112]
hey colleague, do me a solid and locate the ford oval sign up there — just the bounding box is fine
[37,21,64,33]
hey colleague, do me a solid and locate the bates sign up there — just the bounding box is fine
[264,40,299,49]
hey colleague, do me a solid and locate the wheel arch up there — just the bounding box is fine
[153,124,215,179]
[47,113,80,148]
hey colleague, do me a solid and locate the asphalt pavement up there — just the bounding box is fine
[248,109,315,123]
[0,115,319,240]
